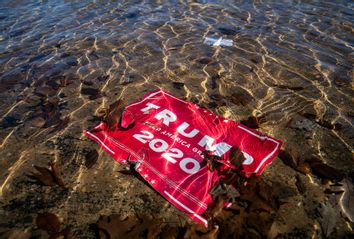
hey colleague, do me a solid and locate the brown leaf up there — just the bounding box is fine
[49,228,71,239]
[58,77,71,87]
[82,80,93,86]
[0,228,31,239]
[27,163,65,187]
[184,223,219,239]
[317,202,337,237]
[307,156,344,181]
[84,150,98,169]
[172,82,185,89]
[240,116,261,129]
[159,226,179,239]
[36,212,61,233]
[297,162,311,175]
[278,150,298,169]
[49,116,70,133]
[103,99,126,130]
[245,211,274,238]
[273,84,304,91]
[317,119,335,130]
[131,214,162,239]
[81,88,102,100]
[39,99,62,128]
[204,196,226,222]
[27,165,55,186]
[295,174,306,194]
[341,179,354,222]
[30,116,46,128]
[34,86,57,97]
[97,214,162,239]
[229,146,246,168]
[230,88,254,106]
[98,215,138,239]
[201,151,223,172]
[50,162,65,187]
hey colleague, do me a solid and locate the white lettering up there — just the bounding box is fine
[162,148,183,163]
[242,152,254,165]
[141,103,160,113]
[133,130,154,143]
[180,158,200,174]
[155,109,177,126]
[177,122,200,138]
[149,139,168,152]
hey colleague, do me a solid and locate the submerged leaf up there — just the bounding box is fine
[27,165,55,186]
[36,212,61,233]
[317,202,337,237]
[278,150,298,169]
[172,82,185,90]
[49,116,70,133]
[84,149,98,169]
[81,88,102,100]
[229,146,246,168]
[307,156,344,181]
[184,223,219,239]
[201,151,223,172]
[295,174,306,194]
[98,214,162,239]
[50,162,65,187]
[341,179,354,222]
[102,99,126,131]
[27,163,65,187]
[98,215,138,239]
[240,116,260,129]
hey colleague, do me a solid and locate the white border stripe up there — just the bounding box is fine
[237,125,280,174]
[164,190,208,226]
[84,131,115,155]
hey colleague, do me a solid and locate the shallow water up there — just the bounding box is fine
[0,0,353,238]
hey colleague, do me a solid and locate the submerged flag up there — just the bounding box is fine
[84,89,282,226]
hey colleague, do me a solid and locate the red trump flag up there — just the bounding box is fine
[84,89,282,226]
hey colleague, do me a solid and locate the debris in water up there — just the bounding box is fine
[27,162,65,187]
[101,99,126,131]
[81,87,102,100]
[97,214,161,239]
[203,37,233,47]
[36,212,61,233]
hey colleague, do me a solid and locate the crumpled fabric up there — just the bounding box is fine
[84,89,282,226]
